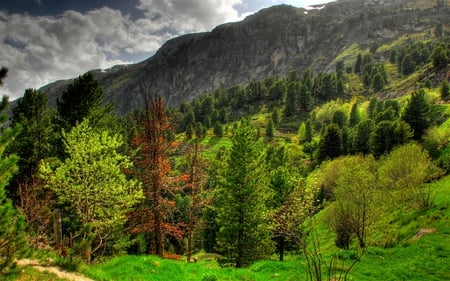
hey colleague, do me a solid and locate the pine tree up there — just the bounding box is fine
[215,119,274,267]
[402,89,431,140]
[349,102,361,127]
[131,94,181,257]
[266,119,275,138]
[0,68,28,272]
[441,80,450,101]
[317,123,343,162]
[354,54,362,73]
[6,89,55,205]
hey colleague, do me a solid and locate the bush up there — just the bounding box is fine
[201,272,218,281]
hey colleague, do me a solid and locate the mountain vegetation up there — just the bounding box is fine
[0,0,450,280]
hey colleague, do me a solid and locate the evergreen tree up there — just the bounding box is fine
[213,121,224,137]
[431,45,449,69]
[6,89,55,204]
[440,80,450,101]
[272,107,281,127]
[332,110,348,128]
[371,72,385,91]
[349,103,361,127]
[56,72,104,129]
[317,123,343,162]
[269,80,287,103]
[285,81,298,116]
[354,53,362,73]
[402,89,431,140]
[0,69,28,272]
[266,119,275,138]
[401,54,415,75]
[215,119,274,267]
[354,119,375,154]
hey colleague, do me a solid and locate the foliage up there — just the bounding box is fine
[317,123,342,162]
[441,80,450,101]
[40,119,143,262]
[378,142,443,210]
[56,72,105,130]
[402,89,431,140]
[130,94,181,257]
[214,119,274,267]
[325,155,379,249]
[0,96,28,274]
[6,89,56,243]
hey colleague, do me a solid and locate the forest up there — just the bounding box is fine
[0,26,450,281]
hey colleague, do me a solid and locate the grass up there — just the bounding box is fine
[82,255,304,281]
[79,175,450,281]
[0,267,66,281]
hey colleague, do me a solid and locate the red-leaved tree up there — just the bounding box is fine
[130,94,183,257]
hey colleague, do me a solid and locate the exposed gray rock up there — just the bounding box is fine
[36,0,449,114]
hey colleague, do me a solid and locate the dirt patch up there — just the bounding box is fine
[16,259,94,281]
[410,228,437,241]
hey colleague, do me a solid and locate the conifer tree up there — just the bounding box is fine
[130,94,181,257]
[56,72,104,129]
[0,68,28,273]
[441,80,450,101]
[215,119,273,267]
[317,123,343,162]
[402,89,431,140]
[266,119,275,138]
[349,102,361,127]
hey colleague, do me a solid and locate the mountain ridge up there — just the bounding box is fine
[36,0,450,114]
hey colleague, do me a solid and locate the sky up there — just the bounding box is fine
[0,0,334,100]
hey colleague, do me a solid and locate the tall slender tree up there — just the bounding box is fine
[215,119,274,267]
[402,89,431,140]
[0,68,28,273]
[131,94,182,257]
[56,72,104,129]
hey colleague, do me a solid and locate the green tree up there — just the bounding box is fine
[431,45,449,69]
[317,124,342,162]
[378,143,442,210]
[6,89,55,203]
[371,72,385,91]
[441,80,450,101]
[325,155,378,249]
[213,121,224,137]
[215,119,274,267]
[353,119,375,154]
[269,80,287,103]
[266,119,275,138]
[349,102,361,127]
[41,120,143,262]
[56,72,104,129]
[0,76,28,273]
[401,54,415,75]
[402,89,431,140]
[332,110,348,128]
[370,120,412,157]
[272,107,281,127]
[354,53,362,73]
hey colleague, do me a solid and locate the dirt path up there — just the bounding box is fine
[16,259,95,281]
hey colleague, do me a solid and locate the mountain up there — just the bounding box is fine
[38,0,449,114]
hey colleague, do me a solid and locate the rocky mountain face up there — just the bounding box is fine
[38,0,450,114]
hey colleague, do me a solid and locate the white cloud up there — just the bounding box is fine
[0,8,173,99]
[136,0,243,33]
[0,0,335,100]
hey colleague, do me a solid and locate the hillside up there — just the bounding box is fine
[36,0,450,114]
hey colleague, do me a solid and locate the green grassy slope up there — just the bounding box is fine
[81,176,450,281]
